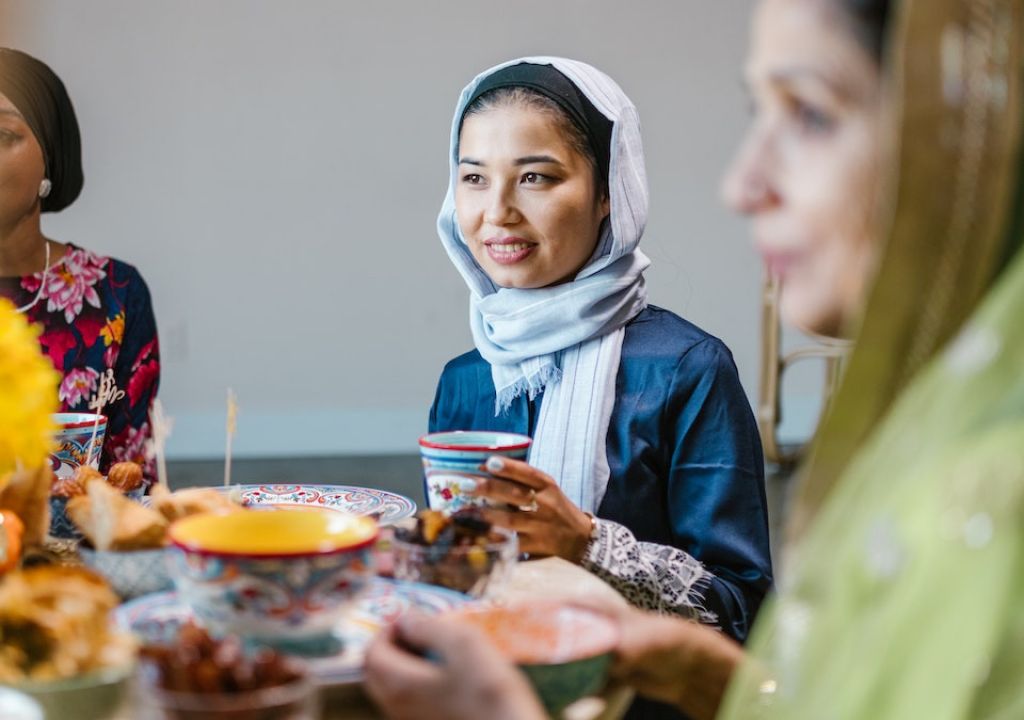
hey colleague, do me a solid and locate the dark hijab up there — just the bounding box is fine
[0,48,83,212]
[462,63,614,185]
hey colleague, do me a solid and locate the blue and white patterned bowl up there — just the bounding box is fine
[79,546,172,600]
[419,431,531,513]
[168,509,378,656]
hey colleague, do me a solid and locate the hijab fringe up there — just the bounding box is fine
[494,365,563,415]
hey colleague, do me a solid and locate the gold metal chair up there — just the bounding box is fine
[758,274,851,467]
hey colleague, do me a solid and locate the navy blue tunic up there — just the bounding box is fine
[430,305,773,643]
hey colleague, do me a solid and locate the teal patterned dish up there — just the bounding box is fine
[448,602,619,715]
[15,665,132,720]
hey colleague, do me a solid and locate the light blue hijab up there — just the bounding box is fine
[437,57,650,512]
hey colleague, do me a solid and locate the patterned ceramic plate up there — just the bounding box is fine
[218,484,417,526]
[114,577,470,685]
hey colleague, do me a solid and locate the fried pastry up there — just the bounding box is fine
[67,480,168,551]
[72,465,104,485]
[149,484,241,522]
[106,462,144,492]
[0,565,132,682]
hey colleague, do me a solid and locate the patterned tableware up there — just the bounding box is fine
[14,666,132,720]
[448,602,619,715]
[419,431,531,513]
[79,546,172,600]
[392,524,518,598]
[168,509,378,656]
[50,413,107,480]
[114,577,471,685]
[218,484,416,526]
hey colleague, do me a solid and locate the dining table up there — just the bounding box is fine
[113,556,634,720]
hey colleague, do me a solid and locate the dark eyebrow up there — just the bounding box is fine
[457,155,566,167]
[514,155,562,166]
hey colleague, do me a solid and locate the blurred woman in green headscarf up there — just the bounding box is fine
[364,0,1024,718]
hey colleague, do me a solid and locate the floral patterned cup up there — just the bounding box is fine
[419,431,532,514]
[50,412,107,480]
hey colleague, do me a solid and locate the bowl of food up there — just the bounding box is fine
[135,622,317,720]
[391,509,517,598]
[447,602,619,715]
[168,508,378,656]
[68,480,245,600]
[1,566,136,720]
[17,666,133,720]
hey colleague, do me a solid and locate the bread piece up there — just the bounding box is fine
[73,466,104,485]
[68,480,168,551]
[0,565,128,681]
[106,462,144,492]
[150,485,241,522]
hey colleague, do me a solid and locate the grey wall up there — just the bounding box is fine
[3,1,793,460]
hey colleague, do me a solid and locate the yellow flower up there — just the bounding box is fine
[100,311,125,347]
[0,299,59,475]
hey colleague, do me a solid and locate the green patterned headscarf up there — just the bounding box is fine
[790,0,1024,540]
[718,0,1024,718]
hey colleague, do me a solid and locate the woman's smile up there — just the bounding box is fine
[484,237,537,265]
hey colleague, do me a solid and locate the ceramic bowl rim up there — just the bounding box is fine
[13,662,133,692]
[168,510,380,559]
[78,544,168,558]
[419,431,532,452]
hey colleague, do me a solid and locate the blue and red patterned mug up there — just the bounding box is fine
[419,431,532,514]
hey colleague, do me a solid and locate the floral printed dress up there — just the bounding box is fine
[0,244,160,483]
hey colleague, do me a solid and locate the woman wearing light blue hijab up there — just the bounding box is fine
[430,56,772,655]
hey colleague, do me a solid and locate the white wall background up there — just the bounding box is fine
[2,1,823,460]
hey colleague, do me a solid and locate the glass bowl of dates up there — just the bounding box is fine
[391,509,517,598]
[134,622,317,720]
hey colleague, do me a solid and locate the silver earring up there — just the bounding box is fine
[39,179,52,198]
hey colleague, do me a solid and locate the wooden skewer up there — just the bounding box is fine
[224,389,238,488]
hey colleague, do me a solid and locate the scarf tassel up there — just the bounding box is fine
[494,364,563,415]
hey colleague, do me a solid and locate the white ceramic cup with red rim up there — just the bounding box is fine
[419,431,531,513]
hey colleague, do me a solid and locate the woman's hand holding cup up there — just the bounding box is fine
[471,456,593,562]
